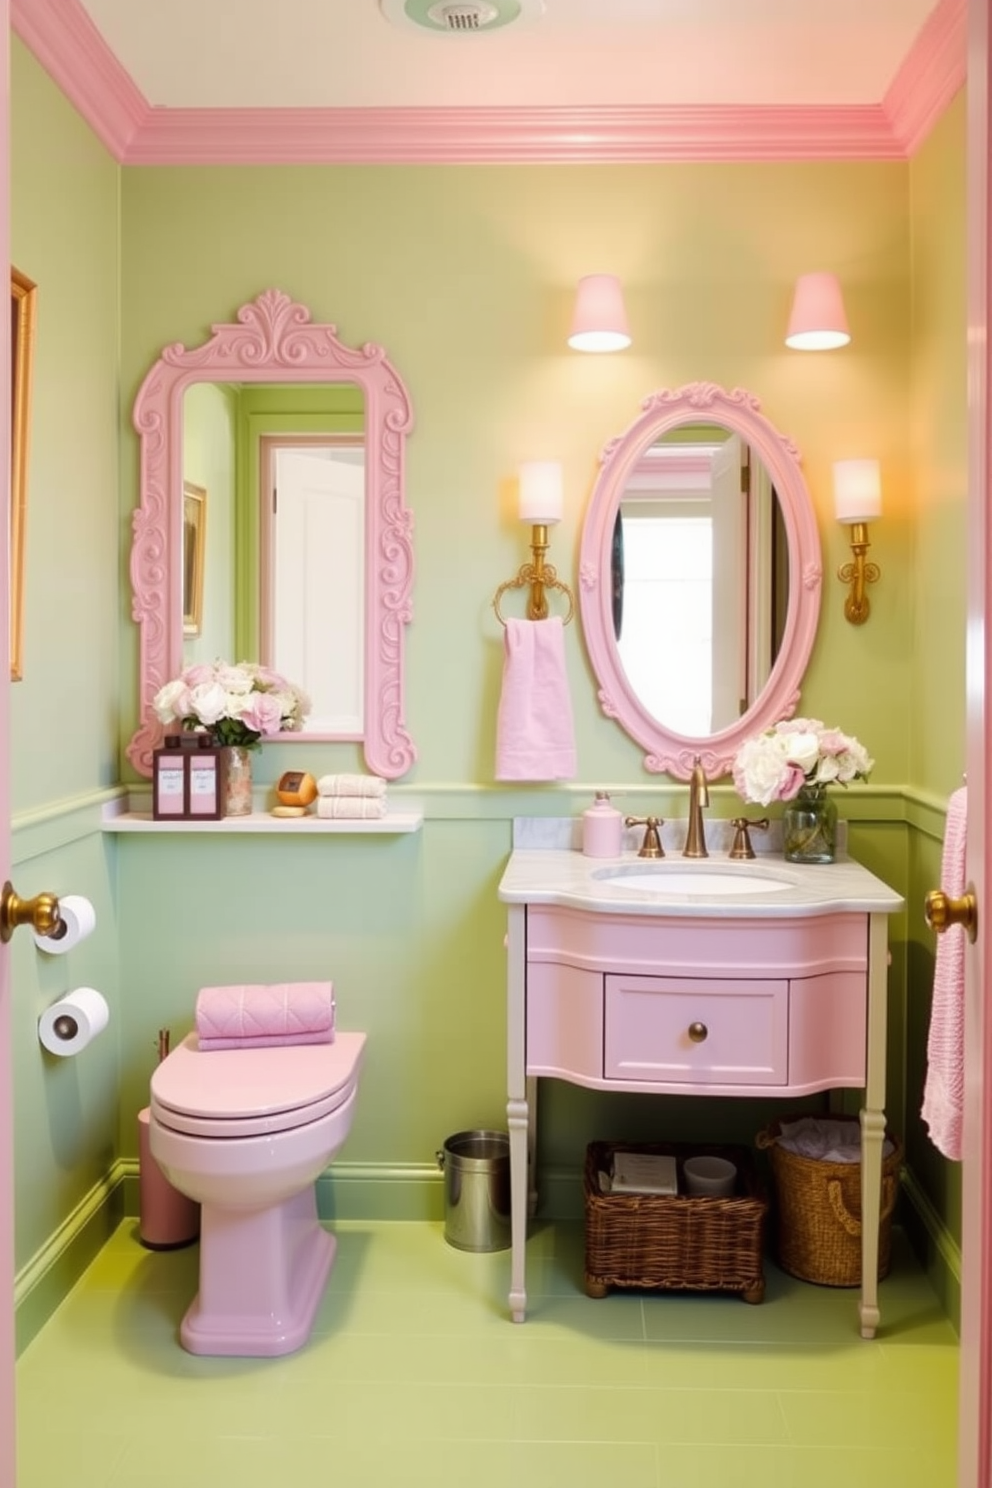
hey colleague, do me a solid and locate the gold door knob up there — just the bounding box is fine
[688,1021,708,1043]
[0,881,62,944]
[924,886,978,944]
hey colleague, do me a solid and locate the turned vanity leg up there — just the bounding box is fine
[507,1097,530,1322]
[859,1105,885,1339]
[525,1075,539,1218]
[859,914,890,1340]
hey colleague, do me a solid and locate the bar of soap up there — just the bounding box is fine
[270,805,307,818]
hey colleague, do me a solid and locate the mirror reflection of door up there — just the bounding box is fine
[616,425,788,736]
[182,381,364,732]
[260,439,365,734]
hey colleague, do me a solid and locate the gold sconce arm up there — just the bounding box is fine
[838,521,881,625]
[493,523,575,627]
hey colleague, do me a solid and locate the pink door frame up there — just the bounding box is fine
[1,3,16,1482]
[961,4,992,1481]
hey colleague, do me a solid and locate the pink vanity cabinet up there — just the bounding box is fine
[499,848,903,1334]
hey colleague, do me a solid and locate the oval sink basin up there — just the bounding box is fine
[594,868,795,895]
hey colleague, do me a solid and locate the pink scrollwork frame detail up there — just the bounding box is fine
[126,289,416,779]
[578,382,822,781]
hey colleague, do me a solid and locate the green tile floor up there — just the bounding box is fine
[16,1219,957,1487]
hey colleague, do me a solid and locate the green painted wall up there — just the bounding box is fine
[118,160,913,789]
[7,28,971,1322]
[9,40,122,1273]
[903,92,968,1304]
[113,158,918,1191]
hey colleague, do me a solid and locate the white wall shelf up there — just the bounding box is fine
[102,802,422,835]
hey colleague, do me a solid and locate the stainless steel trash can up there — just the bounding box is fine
[437,1130,511,1252]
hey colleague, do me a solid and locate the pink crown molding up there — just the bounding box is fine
[11,0,146,159]
[884,0,966,155]
[124,103,905,166]
[12,0,964,165]
[127,289,416,780]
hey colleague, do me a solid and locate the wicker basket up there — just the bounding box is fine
[583,1141,768,1303]
[756,1119,903,1287]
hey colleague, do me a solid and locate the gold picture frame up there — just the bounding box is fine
[182,481,207,637]
[10,267,36,680]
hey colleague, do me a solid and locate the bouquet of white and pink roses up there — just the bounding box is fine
[153,660,311,749]
[733,718,873,808]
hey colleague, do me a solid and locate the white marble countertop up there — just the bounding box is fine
[498,823,904,920]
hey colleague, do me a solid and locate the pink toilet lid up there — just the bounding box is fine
[151,1030,366,1133]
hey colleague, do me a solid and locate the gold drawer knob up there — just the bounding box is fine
[688,1021,708,1043]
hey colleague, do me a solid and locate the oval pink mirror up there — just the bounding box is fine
[579,383,822,781]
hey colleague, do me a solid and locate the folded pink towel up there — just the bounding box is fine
[195,982,335,1051]
[495,617,577,782]
[921,786,967,1160]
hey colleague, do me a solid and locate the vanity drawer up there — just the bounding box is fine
[604,974,789,1086]
[527,961,604,1082]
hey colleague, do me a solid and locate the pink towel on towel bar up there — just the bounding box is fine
[495,617,577,782]
[195,982,336,1051]
[921,786,968,1160]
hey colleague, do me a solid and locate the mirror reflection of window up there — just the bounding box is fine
[619,506,713,734]
[616,429,784,736]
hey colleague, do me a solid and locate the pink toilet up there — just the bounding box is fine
[148,1029,365,1357]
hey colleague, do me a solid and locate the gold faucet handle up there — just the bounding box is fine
[624,815,665,859]
[728,817,770,861]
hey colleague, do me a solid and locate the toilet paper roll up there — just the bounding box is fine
[38,987,110,1057]
[32,894,96,954]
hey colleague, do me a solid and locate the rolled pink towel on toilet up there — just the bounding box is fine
[195,982,335,1050]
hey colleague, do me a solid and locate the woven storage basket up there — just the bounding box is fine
[756,1119,903,1287]
[583,1141,768,1303]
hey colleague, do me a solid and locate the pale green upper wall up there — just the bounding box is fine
[119,160,913,790]
[909,91,968,796]
[10,40,120,811]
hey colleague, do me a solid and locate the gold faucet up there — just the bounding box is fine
[683,756,709,858]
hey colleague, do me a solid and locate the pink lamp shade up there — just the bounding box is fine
[518,461,563,523]
[833,459,881,523]
[785,272,851,351]
[568,274,631,353]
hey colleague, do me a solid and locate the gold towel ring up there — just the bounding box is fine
[492,568,574,627]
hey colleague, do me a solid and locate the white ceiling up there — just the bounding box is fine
[75,0,941,112]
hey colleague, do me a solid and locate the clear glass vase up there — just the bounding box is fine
[222,745,254,817]
[782,787,837,864]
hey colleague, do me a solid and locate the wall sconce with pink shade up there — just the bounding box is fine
[568,274,631,353]
[834,459,882,624]
[492,461,575,625]
[786,272,851,350]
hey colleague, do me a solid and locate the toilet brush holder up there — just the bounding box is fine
[137,1108,200,1250]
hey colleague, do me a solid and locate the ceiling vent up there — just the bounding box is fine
[380,1,545,35]
[428,3,499,30]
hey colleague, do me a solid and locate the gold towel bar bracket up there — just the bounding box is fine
[492,521,574,626]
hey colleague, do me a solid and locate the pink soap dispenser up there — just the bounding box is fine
[582,791,623,858]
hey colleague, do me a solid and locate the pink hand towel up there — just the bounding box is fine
[495,617,577,782]
[195,982,335,1051]
[921,786,968,1160]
